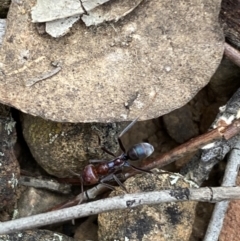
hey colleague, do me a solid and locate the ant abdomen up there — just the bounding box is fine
[127,143,154,160]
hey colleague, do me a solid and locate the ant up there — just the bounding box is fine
[78,109,155,193]
[48,96,157,210]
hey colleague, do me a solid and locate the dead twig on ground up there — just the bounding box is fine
[224,42,240,68]
[1,186,240,235]
[181,87,240,185]
[203,140,240,241]
[19,176,72,194]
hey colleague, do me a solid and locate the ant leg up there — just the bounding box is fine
[89,159,108,164]
[99,174,127,192]
[112,174,128,193]
[127,163,170,175]
[79,175,84,196]
[99,181,116,191]
[118,117,140,153]
[101,146,116,157]
[127,163,153,174]
[94,130,116,157]
[118,137,126,153]
[99,172,123,191]
[68,169,84,197]
[89,154,119,164]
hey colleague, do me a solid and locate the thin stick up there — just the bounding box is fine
[203,141,240,241]
[1,186,240,234]
[224,42,240,68]
[19,176,71,194]
[126,118,240,179]
[136,128,222,170]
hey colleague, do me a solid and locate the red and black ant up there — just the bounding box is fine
[49,96,157,210]
[78,112,154,193]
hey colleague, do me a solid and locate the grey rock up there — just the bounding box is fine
[31,0,83,22]
[0,0,224,122]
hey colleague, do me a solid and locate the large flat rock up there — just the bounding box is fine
[0,0,224,122]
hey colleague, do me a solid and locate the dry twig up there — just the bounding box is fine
[19,176,72,194]
[203,140,240,241]
[224,42,240,68]
[181,87,240,185]
[1,186,240,235]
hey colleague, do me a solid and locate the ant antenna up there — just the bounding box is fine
[118,92,158,152]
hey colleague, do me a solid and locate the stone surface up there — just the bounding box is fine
[0,115,20,212]
[0,230,74,241]
[200,102,225,132]
[17,187,71,217]
[0,0,10,17]
[0,0,224,122]
[163,105,199,144]
[219,175,240,241]
[189,202,214,240]
[209,56,240,98]
[45,15,80,38]
[0,102,10,117]
[21,112,173,178]
[34,0,143,38]
[31,0,83,22]
[21,113,126,177]
[74,216,98,241]
[81,0,111,12]
[98,170,197,241]
[0,19,6,46]
[219,0,240,48]
[81,0,143,27]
